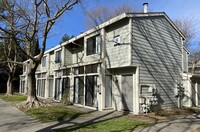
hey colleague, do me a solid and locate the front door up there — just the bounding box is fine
[122,75,133,111]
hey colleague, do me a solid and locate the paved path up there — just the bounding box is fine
[1,98,200,132]
[0,99,122,132]
[0,99,55,132]
[136,114,200,132]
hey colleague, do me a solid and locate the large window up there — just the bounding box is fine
[36,73,46,97]
[85,64,98,73]
[63,68,71,76]
[86,35,101,55]
[41,56,47,67]
[74,66,84,75]
[55,50,62,63]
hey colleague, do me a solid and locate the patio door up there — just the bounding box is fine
[62,77,70,101]
[55,78,61,100]
[74,77,84,104]
[85,76,97,107]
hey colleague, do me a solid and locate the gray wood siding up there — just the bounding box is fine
[131,16,182,107]
[105,19,131,68]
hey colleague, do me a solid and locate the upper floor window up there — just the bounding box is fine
[55,50,62,63]
[41,56,47,67]
[113,35,120,46]
[87,35,101,55]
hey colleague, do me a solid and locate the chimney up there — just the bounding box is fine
[143,3,148,13]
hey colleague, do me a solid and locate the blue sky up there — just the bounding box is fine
[46,0,200,50]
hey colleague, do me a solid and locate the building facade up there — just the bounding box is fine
[19,12,189,114]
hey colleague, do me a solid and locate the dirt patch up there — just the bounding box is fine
[122,107,200,125]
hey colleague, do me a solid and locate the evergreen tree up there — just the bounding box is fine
[59,34,74,44]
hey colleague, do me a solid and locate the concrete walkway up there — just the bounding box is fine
[136,114,200,132]
[0,99,54,132]
[0,99,123,132]
[1,98,200,132]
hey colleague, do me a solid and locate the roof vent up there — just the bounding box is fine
[143,3,148,13]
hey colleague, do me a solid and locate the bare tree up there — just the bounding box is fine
[2,34,17,95]
[84,4,134,28]
[189,49,200,73]
[174,17,197,48]
[0,0,18,95]
[0,0,80,107]
[174,17,200,73]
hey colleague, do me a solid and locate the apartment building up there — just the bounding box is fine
[19,5,191,114]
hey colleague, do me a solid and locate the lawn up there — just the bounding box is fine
[0,93,27,102]
[57,116,151,132]
[23,106,86,122]
[0,93,152,131]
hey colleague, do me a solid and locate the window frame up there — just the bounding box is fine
[86,35,101,56]
[55,49,62,63]
[41,56,47,67]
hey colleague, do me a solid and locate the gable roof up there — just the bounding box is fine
[44,12,186,55]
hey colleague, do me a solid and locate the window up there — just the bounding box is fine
[87,35,101,55]
[55,50,62,63]
[36,73,46,97]
[113,35,120,46]
[37,79,45,97]
[55,78,61,100]
[63,68,71,76]
[74,66,84,75]
[55,70,62,77]
[86,64,98,74]
[41,56,47,67]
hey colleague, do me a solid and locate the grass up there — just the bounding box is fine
[57,116,151,132]
[23,106,86,122]
[0,93,27,102]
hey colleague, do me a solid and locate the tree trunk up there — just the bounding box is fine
[24,60,43,108]
[5,72,13,96]
[27,67,38,102]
